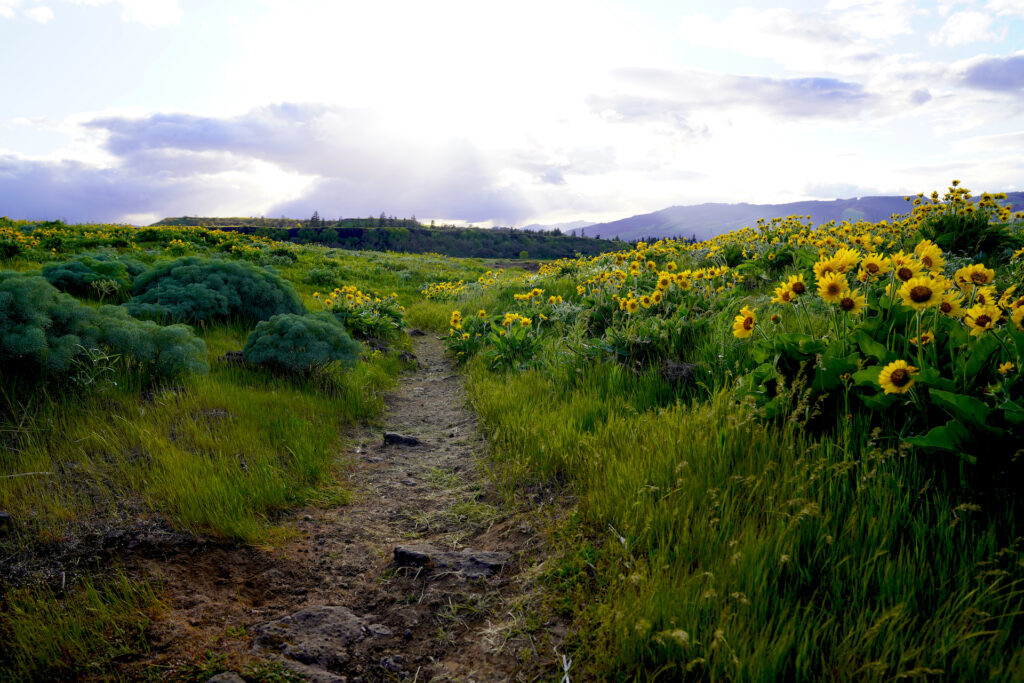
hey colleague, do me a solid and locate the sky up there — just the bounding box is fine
[0,0,1022,227]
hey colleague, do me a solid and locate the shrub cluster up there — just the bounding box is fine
[125,257,305,324]
[243,312,361,373]
[42,253,147,301]
[0,271,208,382]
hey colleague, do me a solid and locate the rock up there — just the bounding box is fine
[398,350,419,367]
[393,544,511,578]
[408,328,426,336]
[207,673,246,683]
[366,623,392,637]
[0,511,12,532]
[253,605,366,674]
[383,432,422,446]
[401,479,417,487]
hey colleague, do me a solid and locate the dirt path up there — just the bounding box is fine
[133,334,560,682]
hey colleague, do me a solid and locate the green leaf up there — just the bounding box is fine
[853,366,881,387]
[859,390,897,411]
[1000,399,1024,426]
[964,334,1000,378]
[928,388,995,432]
[906,421,971,455]
[854,330,893,363]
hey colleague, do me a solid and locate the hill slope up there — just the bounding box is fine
[581,193,1024,242]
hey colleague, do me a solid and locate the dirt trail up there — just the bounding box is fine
[133,334,560,682]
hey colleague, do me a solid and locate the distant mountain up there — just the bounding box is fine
[518,220,595,233]
[581,193,1024,243]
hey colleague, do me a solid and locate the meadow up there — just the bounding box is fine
[2,182,1023,680]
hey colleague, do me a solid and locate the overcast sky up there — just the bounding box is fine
[1,0,1022,226]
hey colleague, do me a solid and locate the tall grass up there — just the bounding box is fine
[0,571,163,681]
[469,365,1024,680]
[0,322,401,544]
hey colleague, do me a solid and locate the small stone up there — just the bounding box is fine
[403,628,413,641]
[0,511,12,530]
[408,329,426,336]
[401,479,417,487]
[366,623,392,637]
[383,432,422,446]
[303,515,313,521]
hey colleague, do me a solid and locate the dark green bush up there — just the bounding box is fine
[0,271,207,382]
[125,257,304,325]
[243,312,361,373]
[42,254,147,301]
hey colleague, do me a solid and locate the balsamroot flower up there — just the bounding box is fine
[879,360,918,395]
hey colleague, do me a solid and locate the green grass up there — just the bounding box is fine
[0,571,163,681]
[469,364,1024,680]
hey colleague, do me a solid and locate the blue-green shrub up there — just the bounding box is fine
[0,271,207,381]
[243,312,361,373]
[125,257,304,325]
[42,254,147,301]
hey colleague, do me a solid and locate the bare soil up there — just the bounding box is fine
[120,334,567,682]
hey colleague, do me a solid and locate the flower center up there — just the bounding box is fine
[940,302,952,313]
[897,267,914,281]
[791,282,806,294]
[743,317,754,331]
[866,263,879,273]
[890,369,910,386]
[909,285,932,303]
[975,314,991,327]
[840,297,856,311]
[971,272,988,284]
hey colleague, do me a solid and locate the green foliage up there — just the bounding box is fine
[917,211,1021,262]
[126,256,305,325]
[243,312,361,373]
[0,271,207,382]
[0,572,162,681]
[42,253,147,301]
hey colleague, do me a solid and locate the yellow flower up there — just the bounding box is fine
[890,251,922,282]
[666,261,678,271]
[914,239,945,272]
[625,299,640,314]
[639,294,653,309]
[519,317,532,327]
[461,332,470,340]
[732,306,756,339]
[955,263,995,290]
[1013,306,1024,331]
[878,360,918,395]
[973,286,998,307]
[817,272,850,303]
[657,273,672,290]
[651,290,663,304]
[964,304,1001,336]
[478,309,486,318]
[938,291,965,318]
[910,331,935,346]
[837,289,866,314]
[898,277,942,311]
[313,291,320,298]
[785,274,808,297]
[859,254,890,279]
[324,298,333,306]
[771,283,794,304]
[998,361,1015,375]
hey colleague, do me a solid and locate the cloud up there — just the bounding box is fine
[25,6,53,23]
[987,0,1024,17]
[677,5,912,73]
[596,69,878,122]
[0,0,20,19]
[958,54,1024,92]
[2,104,533,224]
[932,11,1004,46]
[69,0,182,26]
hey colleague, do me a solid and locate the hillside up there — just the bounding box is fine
[579,192,1024,242]
[154,218,627,260]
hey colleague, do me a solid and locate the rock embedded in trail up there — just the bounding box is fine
[383,432,423,446]
[252,605,366,677]
[393,544,512,578]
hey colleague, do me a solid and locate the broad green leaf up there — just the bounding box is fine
[964,334,1000,377]
[854,330,893,363]
[906,421,970,453]
[929,388,995,432]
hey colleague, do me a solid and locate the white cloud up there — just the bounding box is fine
[0,0,20,19]
[25,6,53,23]
[932,10,1004,45]
[987,0,1024,16]
[68,0,181,26]
[678,7,887,74]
